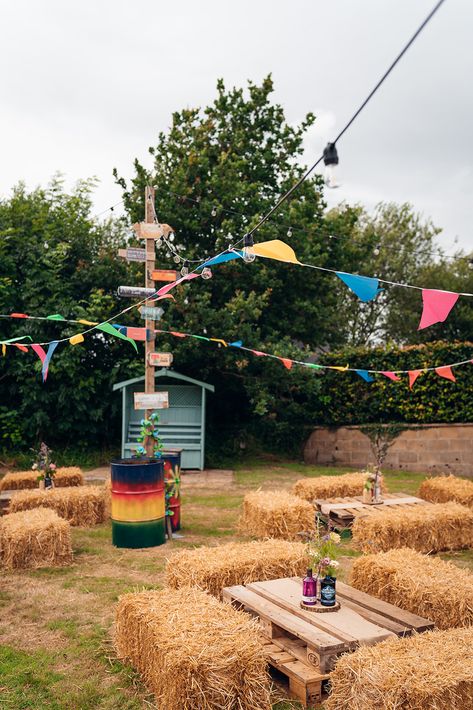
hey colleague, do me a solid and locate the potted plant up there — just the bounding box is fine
[32,442,57,489]
[307,526,341,607]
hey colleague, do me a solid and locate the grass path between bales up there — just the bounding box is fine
[2,459,473,709]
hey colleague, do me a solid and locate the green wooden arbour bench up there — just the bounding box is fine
[113,370,215,470]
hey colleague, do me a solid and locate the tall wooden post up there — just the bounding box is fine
[144,186,156,457]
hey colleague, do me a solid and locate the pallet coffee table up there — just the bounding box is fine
[315,492,430,530]
[223,577,434,708]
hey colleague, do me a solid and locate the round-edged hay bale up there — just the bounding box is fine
[166,539,308,598]
[419,475,473,508]
[0,508,72,570]
[325,627,473,710]
[350,548,473,629]
[293,472,375,501]
[115,587,271,710]
[0,466,84,491]
[351,501,473,554]
[239,489,315,540]
[8,486,107,526]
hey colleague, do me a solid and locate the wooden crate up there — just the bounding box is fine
[223,577,434,708]
[315,492,430,530]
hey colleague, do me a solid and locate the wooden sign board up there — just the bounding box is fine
[133,222,174,239]
[134,392,169,410]
[139,306,164,321]
[151,269,177,282]
[148,352,173,367]
[118,247,146,262]
[117,286,156,298]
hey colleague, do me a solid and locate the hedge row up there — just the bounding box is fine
[314,341,473,425]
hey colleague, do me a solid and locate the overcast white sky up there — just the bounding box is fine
[1,0,472,254]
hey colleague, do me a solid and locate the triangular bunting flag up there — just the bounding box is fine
[42,341,59,382]
[96,323,138,352]
[252,240,300,264]
[14,344,28,352]
[331,364,349,372]
[336,272,383,302]
[210,338,228,347]
[31,344,47,365]
[1,344,5,357]
[77,319,98,326]
[355,369,374,382]
[280,358,293,370]
[69,334,85,345]
[170,331,186,338]
[418,289,459,330]
[251,350,266,356]
[229,341,243,348]
[306,363,323,370]
[435,366,456,382]
[193,335,210,341]
[408,369,423,389]
[47,314,67,321]
[381,371,401,381]
[200,251,243,268]
[10,312,29,318]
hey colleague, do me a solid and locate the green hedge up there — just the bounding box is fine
[314,341,473,425]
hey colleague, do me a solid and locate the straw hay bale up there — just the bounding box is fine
[0,509,72,570]
[0,466,84,491]
[239,490,315,540]
[325,627,473,710]
[166,539,308,598]
[350,548,473,629]
[351,501,473,554]
[419,474,473,508]
[8,486,108,526]
[115,587,271,710]
[293,472,379,501]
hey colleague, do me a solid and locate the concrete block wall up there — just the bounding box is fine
[303,423,473,477]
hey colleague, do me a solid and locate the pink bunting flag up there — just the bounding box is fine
[408,369,423,389]
[31,344,47,365]
[435,366,456,382]
[280,358,293,370]
[381,371,401,381]
[251,350,266,356]
[418,289,459,330]
[170,331,186,338]
[157,272,199,297]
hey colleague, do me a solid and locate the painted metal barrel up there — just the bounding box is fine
[162,450,182,532]
[111,459,165,548]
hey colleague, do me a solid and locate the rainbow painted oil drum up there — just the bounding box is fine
[111,459,165,548]
[163,450,182,532]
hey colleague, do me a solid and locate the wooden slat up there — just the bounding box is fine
[260,637,328,684]
[333,596,410,636]
[247,579,395,646]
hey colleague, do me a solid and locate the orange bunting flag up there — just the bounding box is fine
[435,366,456,382]
[252,239,300,264]
[15,344,28,352]
[280,358,293,370]
[170,331,186,338]
[408,369,423,389]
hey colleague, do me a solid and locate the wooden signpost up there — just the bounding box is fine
[148,352,173,367]
[118,247,146,262]
[151,269,177,282]
[134,392,169,410]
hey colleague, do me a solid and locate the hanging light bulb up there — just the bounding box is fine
[323,142,340,188]
[168,232,175,243]
[287,228,292,238]
[211,206,217,217]
[173,255,180,264]
[180,261,189,277]
[242,234,256,263]
[156,238,163,248]
[373,244,381,256]
[468,259,473,270]
[201,267,212,280]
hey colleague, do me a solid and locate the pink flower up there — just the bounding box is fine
[49,463,57,471]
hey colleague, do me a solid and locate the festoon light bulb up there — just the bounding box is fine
[242,233,256,263]
[201,267,212,280]
[173,255,180,264]
[323,142,340,189]
[180,261,189,277]
[373,244,381,256]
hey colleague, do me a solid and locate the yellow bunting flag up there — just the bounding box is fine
[77,319,98,326]
[210,338,228,347]
[2,344,5,357]
[252,239,300,264]
[69,334,85,345]
[331,364,349,371]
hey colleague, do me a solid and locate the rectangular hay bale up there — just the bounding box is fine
[115,587,271,710]
[8,485,107,526]
[293,472,372,501]
[0,508,72,570]
[239,490,315,540]
[325,627,473,710]
[351,502,473,554]
[0,466,84,491]
[419,474,473,507]
[166,539,309,598]
[350,548,473,629]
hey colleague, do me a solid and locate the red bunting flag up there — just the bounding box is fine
[31,344,47,365]
[280,358,293,370]
[14,343,28,352]
[10,313,29,318]
[381,371,401,381]
[408,369,423,389]
[435,366,456,382]
[170,331,186,338]
[418,289,459,330]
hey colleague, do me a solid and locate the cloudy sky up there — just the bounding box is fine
[1,0,472,254]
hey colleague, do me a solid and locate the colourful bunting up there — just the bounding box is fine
[381,371,401,381]
[69,334,85,345]
[31,343,47,365]
[331,364,349,372]
[435,366,456,382]
[210,338,228,347]
[47,314,67,321]
[77,319,98,326]
[96,322,138,352]
[42,341,59,381]
[15,344,28,352]
[408,369,423,389]
[1,345,5,357]
[356,369,374,382]
[279,358,293,370]
[170,331,186,338]
[230,341,243,347]
[336,272,383,302]
[10,312,29,318]
[418,289,459,330]
[200,251,243,268]
[252,240,300,264]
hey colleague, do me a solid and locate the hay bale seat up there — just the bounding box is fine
[166,539,308,598]
[0,509,72,570]
[350,548,473,629]
[240,490,315,540]
[419,474,473,507]
[325,627,473,710]
[293,472,375,502]
[115,587,271,710]
[351,501,473,554]
[0,466,84,492]
[8,486,107,526]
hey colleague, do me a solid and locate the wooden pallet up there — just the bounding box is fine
[223,577,434,708]
[315,492,430,529]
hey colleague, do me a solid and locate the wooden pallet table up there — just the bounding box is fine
[223,577,434,708]
[315,492,430,530]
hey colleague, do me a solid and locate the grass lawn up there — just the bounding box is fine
[1,459,472,709]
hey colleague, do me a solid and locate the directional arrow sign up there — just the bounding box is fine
[134,392,169,410]
[151,269,178,282]
[133,222,174,239]
[118,247,146,262]
[139,306,164,321]
[117,286,156,298]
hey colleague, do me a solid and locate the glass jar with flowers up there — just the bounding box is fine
[32,442,57,489]
[307,525,341,607]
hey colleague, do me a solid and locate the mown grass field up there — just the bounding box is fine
[1,459,473,709]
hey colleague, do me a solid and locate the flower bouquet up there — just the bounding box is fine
[32,442,57,489]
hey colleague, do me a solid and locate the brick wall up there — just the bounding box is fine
[303,423,473,477]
